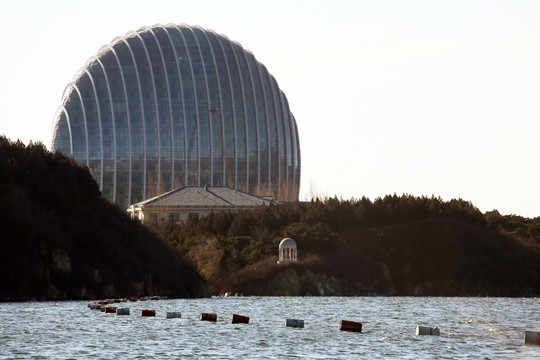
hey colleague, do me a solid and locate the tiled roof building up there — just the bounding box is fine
[127,186,273,222]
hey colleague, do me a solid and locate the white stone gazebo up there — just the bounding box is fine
[277,238,297,264]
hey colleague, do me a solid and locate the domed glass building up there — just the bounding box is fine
[51,24,300,208]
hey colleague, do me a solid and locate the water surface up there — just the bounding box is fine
[0,297,538,359]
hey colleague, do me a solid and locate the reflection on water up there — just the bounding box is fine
[0,297,538,359]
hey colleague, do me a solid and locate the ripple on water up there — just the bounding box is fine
[0,297,538,359]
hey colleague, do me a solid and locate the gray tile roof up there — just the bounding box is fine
[131,186,273,208]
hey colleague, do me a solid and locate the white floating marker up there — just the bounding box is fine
[166,312,182,319]
[117,308,130,315]
[524,330,540,345]
[415,325,440,336]
[285,319,304,328]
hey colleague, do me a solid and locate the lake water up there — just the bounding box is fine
[0,297,538,359]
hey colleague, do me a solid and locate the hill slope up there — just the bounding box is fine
[149,196,540,296]
[0,136,208,301]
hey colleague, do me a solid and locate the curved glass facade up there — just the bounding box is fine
[51,24,300,208]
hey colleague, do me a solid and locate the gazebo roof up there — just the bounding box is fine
[279,238,297,248]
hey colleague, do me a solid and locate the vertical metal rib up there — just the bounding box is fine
[279,90,290,198]
[267,76,282,194]
[255,61,271,192]
[146,26,175,191]
[282,94,295,198]
[227,41,249,190]
[174,25,200,186]
[84,68,104,190]
[199,27,226,187]
[292,114,301,199]
[95,58,118,203]
[54,106,73,155]
[239,50,260,190]
[213,32,238,188]
[121,37,147,199]
[107,44,133,206]
[161,24,188,187]
[189,26,214,185]
[71,83,90,166]
[134,31,161,192]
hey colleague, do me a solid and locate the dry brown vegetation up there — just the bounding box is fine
[149,194,540,296]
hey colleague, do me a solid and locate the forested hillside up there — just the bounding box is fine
[149,195,540,296]
[2,134,538,299]
[0,136,208,301]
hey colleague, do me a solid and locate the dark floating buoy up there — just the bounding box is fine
[129,297,138,302]
[151,296,159,301]
[105,306,117,314]
[340,320,363,333]
[141,309,156,317]
[285,319,304,328]
[231,314,249,324]
[415,325,440,336]
[166,312,182,319]
[524,330,540,345]
[117,308,130,315]
[200,313,217,322]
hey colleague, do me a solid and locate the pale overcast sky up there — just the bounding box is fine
[1,0,540,217]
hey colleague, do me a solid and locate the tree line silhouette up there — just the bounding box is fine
[148,193,539,296]
[0,136,207,301]
[2,134,538,299]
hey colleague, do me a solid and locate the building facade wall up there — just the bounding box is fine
[51,24,300,208]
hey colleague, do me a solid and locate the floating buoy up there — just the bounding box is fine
[166,312,182,319]
[524,330,540,345]
[141,309,156,317]
[117,308,130,315]
[340,320,362,333]
[88,303,99,310]
[95,305,102,310]
[129,297,138,302]
[113,299,121,303]
[285,319,304,328]
[105,306,117,314]
[151,296,159,301]
[140,297,148,301]
[231,314,249,324]
[200,313,217,322]
[100,306,107,312]
[415,325,440,336]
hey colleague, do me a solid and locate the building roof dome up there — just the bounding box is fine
[51,23,300,208]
